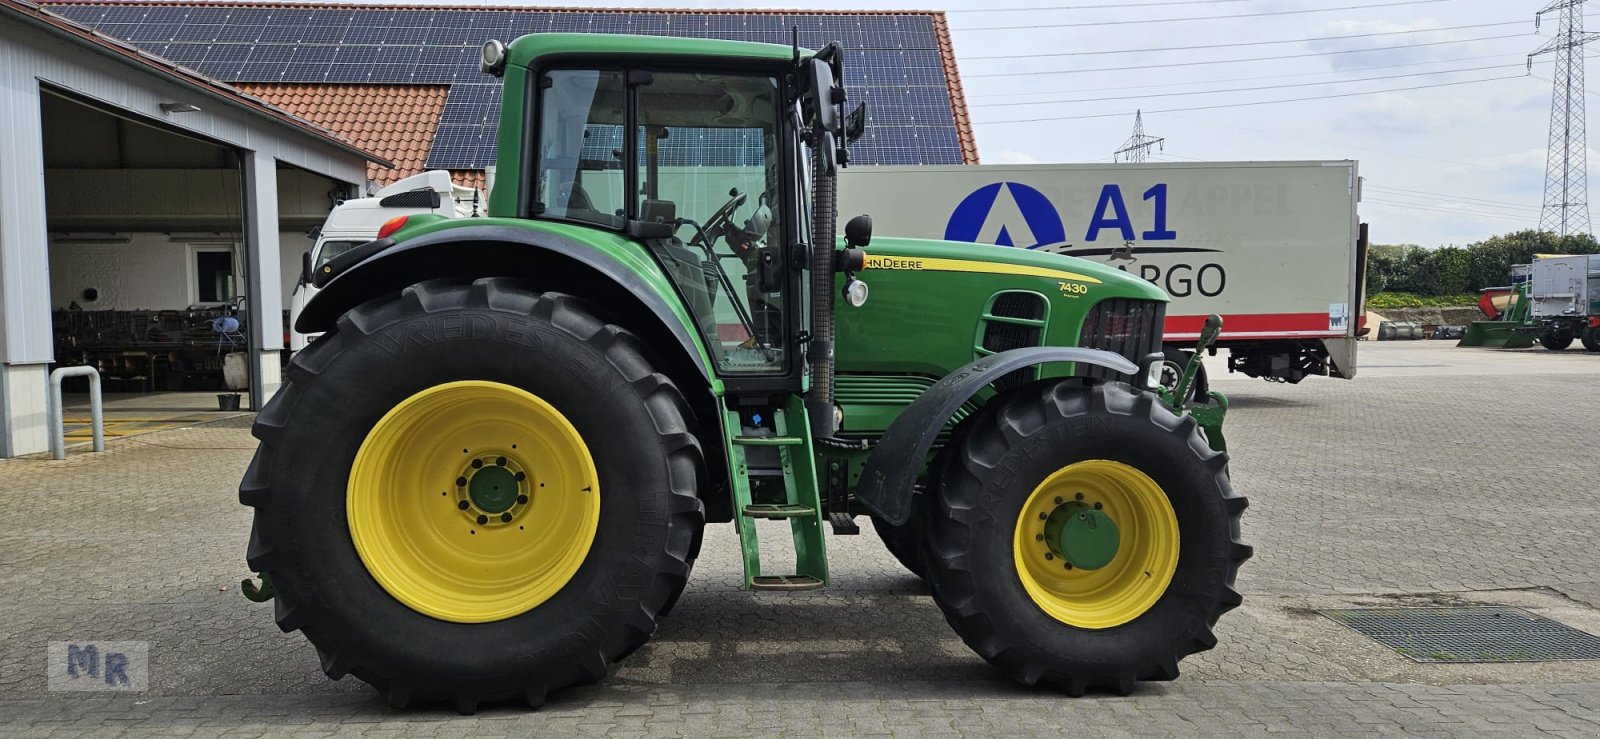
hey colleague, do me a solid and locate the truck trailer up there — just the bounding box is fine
[840,161,1365,385]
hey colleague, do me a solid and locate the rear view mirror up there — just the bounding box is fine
[300,250,313,284]
[844,102,866,143]
[805,57,839,135]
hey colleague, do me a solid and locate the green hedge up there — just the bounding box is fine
[1365,292,1480,309]
[1367,229,1600,298]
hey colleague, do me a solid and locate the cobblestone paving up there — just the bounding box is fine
[2,343,1598,736]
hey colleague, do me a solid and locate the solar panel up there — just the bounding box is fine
[46,3,967,169]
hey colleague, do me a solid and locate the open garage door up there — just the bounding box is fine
[40,87,346,422]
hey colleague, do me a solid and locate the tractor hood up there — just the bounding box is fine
[856,237,1169,304]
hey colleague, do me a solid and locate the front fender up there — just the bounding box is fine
[854,346,1141,526]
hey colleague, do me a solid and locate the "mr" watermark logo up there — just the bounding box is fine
[48,641,148,691]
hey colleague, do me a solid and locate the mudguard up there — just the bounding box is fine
[295,224,710,380]
[854,347,1141,526]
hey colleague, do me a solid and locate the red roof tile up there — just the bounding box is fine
[238,83,448,187]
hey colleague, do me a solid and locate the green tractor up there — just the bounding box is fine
[240,33,1250,711]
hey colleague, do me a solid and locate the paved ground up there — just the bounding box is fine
[3,341,1599,736]
[58,391,250,443]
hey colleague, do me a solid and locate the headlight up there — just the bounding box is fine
[842,278,869,308]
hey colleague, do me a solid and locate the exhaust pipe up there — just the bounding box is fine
[807,145,840,439]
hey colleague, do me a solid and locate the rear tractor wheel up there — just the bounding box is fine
[921,379,1250,695]
[241,278,704,712]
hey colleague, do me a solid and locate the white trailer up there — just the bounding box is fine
[1526,254,1600,351]
[839,161,1365,383]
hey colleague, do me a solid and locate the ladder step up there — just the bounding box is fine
[750,575,825,592]
[742,503,816,519]
[828,511,860,535]
[732,436,804,446]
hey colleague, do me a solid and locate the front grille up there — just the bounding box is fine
[991,292,1047,320]
[981,291,1048,391]
[1079,298,1165,381]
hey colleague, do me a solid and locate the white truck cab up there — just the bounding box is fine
[290,171,481,351]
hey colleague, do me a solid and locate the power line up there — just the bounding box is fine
[975,74,1527,125]
[1367,193,1541,216]
[962,19,1527,61]
[968,52,1528,99]
[1365,185,1542,211]
[947,0,1253,12]
[967,33,1530,79]
[971,63,1521,108]
[1162,112,1503,169]
[1363,198,1535,222]
[960,0,1451,32]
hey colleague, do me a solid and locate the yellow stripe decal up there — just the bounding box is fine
[864,254,1103,284]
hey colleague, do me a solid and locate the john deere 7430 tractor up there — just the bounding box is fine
[241,33,1250,711]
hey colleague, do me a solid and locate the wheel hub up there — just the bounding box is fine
[457,454,529,523]
[1044,503,1120,571]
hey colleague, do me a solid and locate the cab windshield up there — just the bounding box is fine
[533,69,788,375]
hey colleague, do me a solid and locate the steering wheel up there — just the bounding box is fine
[688,189,748,250]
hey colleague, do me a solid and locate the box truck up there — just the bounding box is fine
[840,161,1365,385]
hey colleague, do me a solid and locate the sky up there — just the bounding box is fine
[392,0,1572,247]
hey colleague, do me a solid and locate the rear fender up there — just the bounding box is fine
[298,224,710,382]
[297,225,736,521]
[855,347,1143,526]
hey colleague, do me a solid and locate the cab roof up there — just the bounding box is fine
[507,32,800,70]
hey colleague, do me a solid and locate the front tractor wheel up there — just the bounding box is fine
[922,379,1250,695]
[241,278,704,712]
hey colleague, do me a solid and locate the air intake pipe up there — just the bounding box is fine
[806,144,840,439]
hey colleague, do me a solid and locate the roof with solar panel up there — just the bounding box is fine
[44,1,978,185]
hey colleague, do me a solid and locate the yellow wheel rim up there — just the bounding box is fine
[1012,460,1179,629]
[347,380,600,623]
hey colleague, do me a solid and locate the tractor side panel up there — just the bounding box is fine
[833,237,1164,435]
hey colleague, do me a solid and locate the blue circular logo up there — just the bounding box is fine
[944,182,1067,250]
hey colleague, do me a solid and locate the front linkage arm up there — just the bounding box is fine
[1158,313,1229,453]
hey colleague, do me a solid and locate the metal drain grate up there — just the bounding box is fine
[1320,606,1600,663]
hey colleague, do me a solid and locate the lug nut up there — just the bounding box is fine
[1064,563,1073,570]
[471,459,483,469]
[1039,512,1048,520]
[1045,553,1054,560]
[517,495,528,505]
[457,501,469,510]
[496,457,507,467]
[456,477,468,487]
[476,515,488,525]
[1036,534,1044,541]
[1075,493,1084,501]
[514,472,525,481]
[501,513,513,523]
[1054,496,1063,505]
[1094,502,1103,510]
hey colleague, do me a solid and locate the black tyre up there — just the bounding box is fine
[922,379,1249,696]
[870,507,927,580]
[1159,346,1208,404]
[1540,328,1574,351]
[241,278,704,712]
[1582,327,1600,352]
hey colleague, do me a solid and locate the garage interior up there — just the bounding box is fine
[42,88,351,410]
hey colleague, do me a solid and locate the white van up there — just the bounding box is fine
[290,171,482,351]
